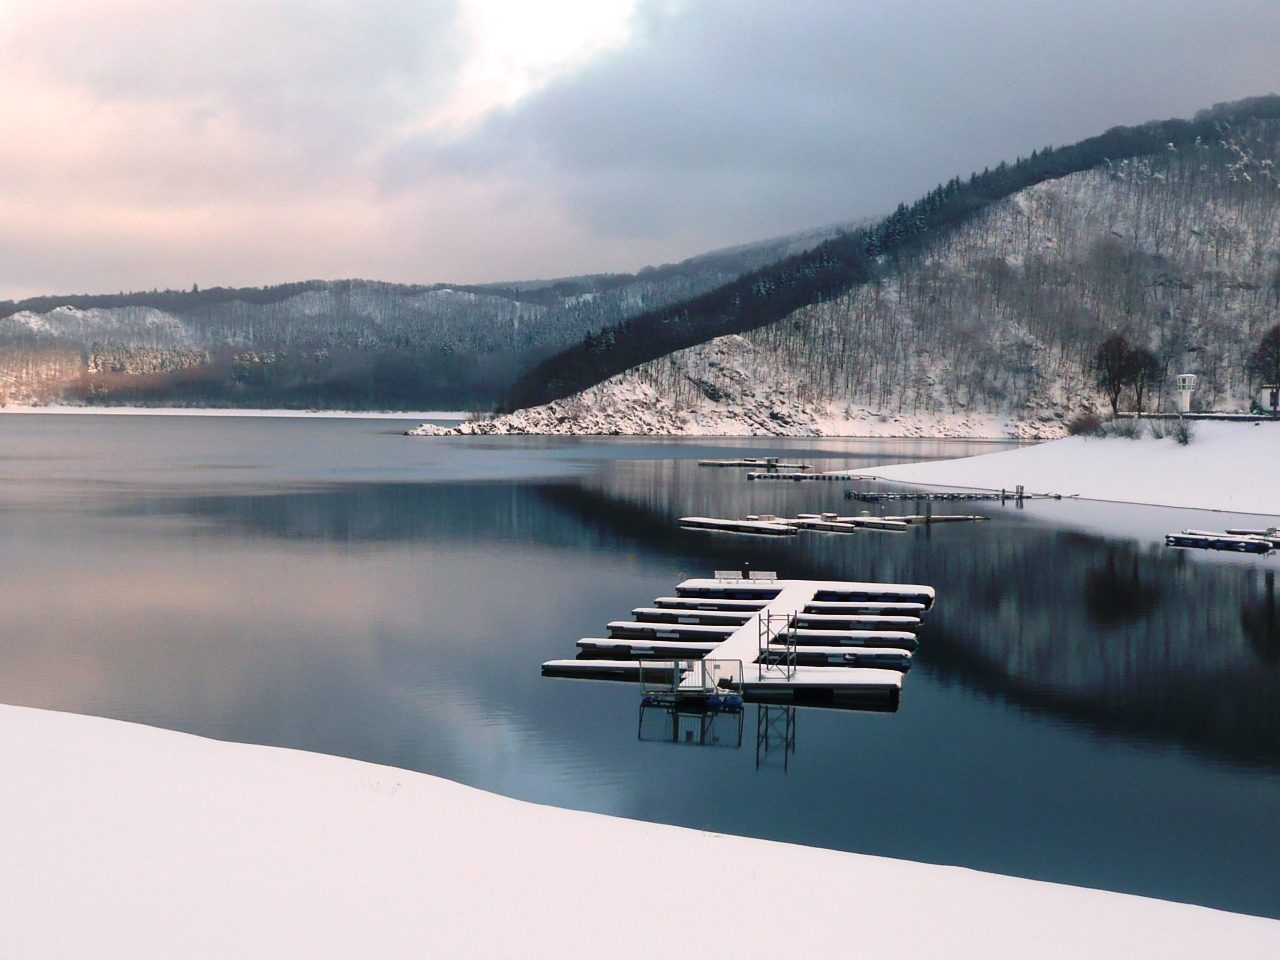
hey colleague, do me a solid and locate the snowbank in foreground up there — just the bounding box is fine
[2,704,1276,959]
[861,421,1280,515]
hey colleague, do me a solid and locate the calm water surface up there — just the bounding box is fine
[1,414,1278,918]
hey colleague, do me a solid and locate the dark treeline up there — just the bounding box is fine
[499,95,1280,413]
[73,345,547,411]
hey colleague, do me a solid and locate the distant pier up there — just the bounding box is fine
[678,512,985,536]
[700,456,810,471]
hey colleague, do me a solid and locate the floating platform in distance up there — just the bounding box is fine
[879,514,988,524]
[699,457,810,470]
[678,516,797,536]
[1166,529,1273,554]
[678,513,909,535]
[748,471,865,482]
[845,489,1064,502]
[1225,528,1280,548]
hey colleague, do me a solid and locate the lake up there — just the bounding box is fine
[1,413,1277,918]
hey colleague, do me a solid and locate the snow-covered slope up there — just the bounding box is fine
[857,419,1280,515]
[419,125,1280,438]
[3,305,196,349]
[4,702,1276,959]
[414,334,1060,438]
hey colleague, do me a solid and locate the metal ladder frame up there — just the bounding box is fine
[757,611,797,681]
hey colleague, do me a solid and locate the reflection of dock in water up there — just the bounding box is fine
[543,571,934,713]
[636,700,799,773]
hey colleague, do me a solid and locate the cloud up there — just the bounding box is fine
[0,0,1277,297]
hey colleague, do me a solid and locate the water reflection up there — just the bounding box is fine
[1,424,1279,916]
[1242,571,1280,663]
[1084,549,1162,626]
[638,702,745,749]
[559,465,1280,769]
[755,705,797,773]
[108,473,1280,770]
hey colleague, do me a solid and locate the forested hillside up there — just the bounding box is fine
[427,109,1280,438]
[0,225,844,408]
[495,96,1280,418]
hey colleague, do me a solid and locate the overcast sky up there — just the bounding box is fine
[1,0,1277,298]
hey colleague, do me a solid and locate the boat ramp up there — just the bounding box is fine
[543,571,935,712]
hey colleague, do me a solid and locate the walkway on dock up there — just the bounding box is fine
[545,574,935,710]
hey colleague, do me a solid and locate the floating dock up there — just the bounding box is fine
[700,457,810,470]
[748,471,866,482]
[678,512,981,535]
[1165,529,1274,554]
[845,488,1064,502]
[678,516,798,536]
[1226,528,1280,548]
[542,571,935,712]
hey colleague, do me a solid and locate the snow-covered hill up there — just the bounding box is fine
[412,334,1061,438]
[416,124,1280,438]
[0,225,851,408]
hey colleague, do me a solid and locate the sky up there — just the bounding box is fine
[0,0,1278,299]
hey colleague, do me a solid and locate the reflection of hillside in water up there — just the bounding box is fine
[133,463,1280,768]
[569,460,1280,768]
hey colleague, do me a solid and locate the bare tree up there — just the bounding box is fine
[1094,334,1132,417]
[1247,324,1280,388]
[1129,347,1162,413]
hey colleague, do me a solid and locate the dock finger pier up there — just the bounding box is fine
[542,572,935,713]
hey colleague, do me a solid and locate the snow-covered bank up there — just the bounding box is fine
[2,704,1276,959]
[409,338,1060,439]
[861,421,1280,516]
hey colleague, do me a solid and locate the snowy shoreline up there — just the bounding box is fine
[3,702,1277,959]
[853,421,1280,517]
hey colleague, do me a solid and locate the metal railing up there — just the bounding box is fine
[638,658,743,701]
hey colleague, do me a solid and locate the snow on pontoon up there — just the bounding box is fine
[542,571,935,712]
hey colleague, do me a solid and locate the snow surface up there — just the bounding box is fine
[860,421,1280,516]
[2,703,1277,959]
[408,337,1050,439]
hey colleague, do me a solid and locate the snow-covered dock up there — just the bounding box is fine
[1165,529,1274,554]
[679,513,913,535]
[699,457,810,470]
[678,515,798,535]
[543,572,934,711]
[747,470,867,481]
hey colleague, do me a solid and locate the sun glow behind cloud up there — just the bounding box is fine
[0,0,1277,298]
[432,0,640,133]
